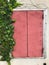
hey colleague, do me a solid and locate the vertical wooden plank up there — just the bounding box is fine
[28,10,43,57]
[12,11,27,57]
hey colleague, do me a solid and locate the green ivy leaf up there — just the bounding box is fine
[0,0,22,65]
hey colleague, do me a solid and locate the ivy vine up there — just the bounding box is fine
[0,0,22,65]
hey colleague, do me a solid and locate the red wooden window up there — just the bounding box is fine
[12,10,43,58]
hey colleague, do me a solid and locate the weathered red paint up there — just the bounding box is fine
[28,11,43,57]
[12,10,43,58]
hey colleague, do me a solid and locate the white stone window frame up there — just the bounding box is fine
[10,8,48,65]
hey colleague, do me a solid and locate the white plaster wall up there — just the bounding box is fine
[18,0,49,7]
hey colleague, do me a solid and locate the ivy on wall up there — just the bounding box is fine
[0,0,22,65]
